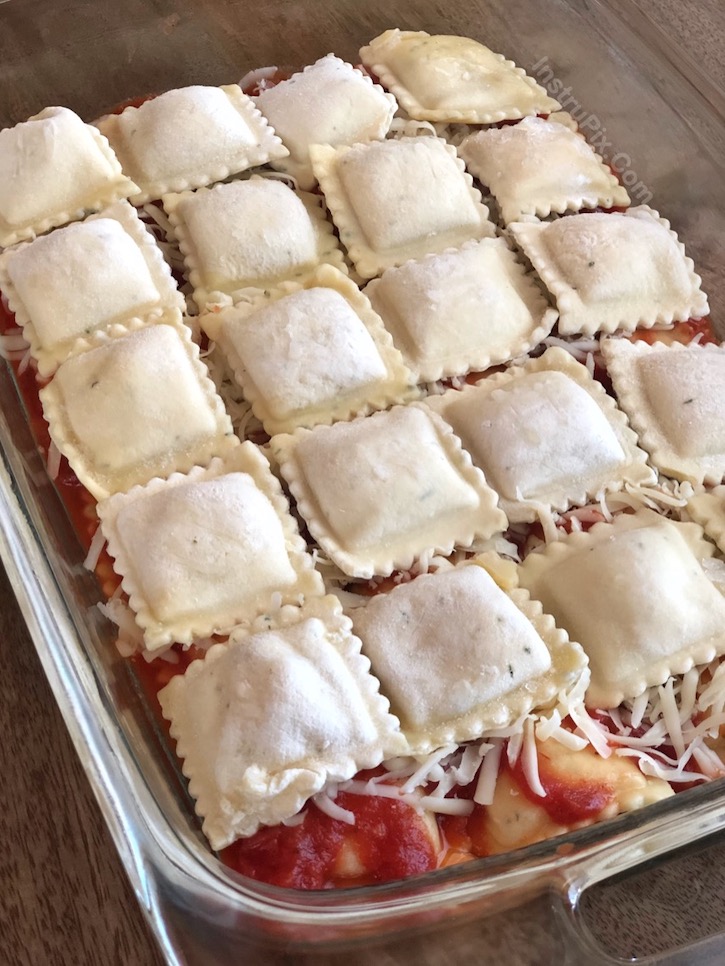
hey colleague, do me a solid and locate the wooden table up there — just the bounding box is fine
[1,1,724,963]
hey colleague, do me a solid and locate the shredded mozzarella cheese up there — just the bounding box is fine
[473,741,503,806]
[313,790,356,825]
[281,811,307,828]
[239,65,280,90]
[521,718,546,798]
[83,525,106,572]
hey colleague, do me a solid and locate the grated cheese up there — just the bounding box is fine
[606,720,668,749]
[97,598,144,656]
[677,667,699,724]
[682,711,725,743]
[692,744,725,779]
[624,480,692,511]
[454,743,487,786]
[473,740,503,805]
[401,744,457,794]
[17,347,32,376]
[568,703,613,759]
[281,811,307,828]
[506,728,524,767]
[632,752,709,784]
[546,725,588,752]
[313,789,356,825]
[239,65,279,90]
[535,707,561,742]
[83,525,107,572]
[532,501,561,544]
[387,115,438,139]
[658,678,686,758]
[629,689,649,729]
[595,487,613,522]
[541,334,600,362]
[698,662,725,713]
[521,718,546,798]
[606,707,627,734]
[417,795,473,816]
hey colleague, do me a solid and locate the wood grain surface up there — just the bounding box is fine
[0,1,724,964]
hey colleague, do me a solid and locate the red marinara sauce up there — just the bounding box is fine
[0,298,100,549]
[509,748,613,825]
[222,788,438,890]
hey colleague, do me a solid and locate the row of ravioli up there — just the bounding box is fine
[0,178,715,485]
[0,28,568,250]
[88,330,725,654]
[0,28,710,378]
[154,491,725,852]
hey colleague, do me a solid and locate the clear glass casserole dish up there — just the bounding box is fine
[1,0,725,962]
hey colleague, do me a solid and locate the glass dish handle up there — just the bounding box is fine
[553,828,725,965]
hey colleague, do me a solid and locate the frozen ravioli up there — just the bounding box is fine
[603,338,725,485]
[426,347,654,521]
[0,106,138,247]
[510,207,708,335]
[163,177,345,310]
[40,316,236,499]
[97,85,288,203]
[359,30,560,123]
[519,512,725,708]
[97,445,324,650]
[0,201,183,375]
[311,136,494,278]
[272,405,506,579]
[351,562,587,754]
[158,597,406,848]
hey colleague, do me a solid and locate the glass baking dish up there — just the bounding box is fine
[1,0,725,962]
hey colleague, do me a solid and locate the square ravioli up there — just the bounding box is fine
[688,486,725,555]
[163,177,345,310]
[359,29,560,124]
[0,201,184,376]
[157,597,406,849]
[351,561,587,755]
[40,314,236,500]
[509,207,709,336]
[0,107,138,248]
[272,404,507,579]
[364,238,557,382]
[603,339,725,485]
[97,85,288,204]
[254,55,397,190]
[458,116,630,224]
[518,511,725,708]
[310,136,494,279]
[97,445,324,650]
[201,264,414,435]
[426,347,654,522]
